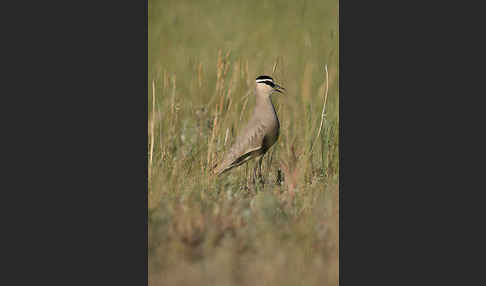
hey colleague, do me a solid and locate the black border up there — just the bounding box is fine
[339,0,469,283]
[21,0,149,284]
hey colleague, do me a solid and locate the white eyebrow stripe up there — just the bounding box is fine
[256,79,274,83]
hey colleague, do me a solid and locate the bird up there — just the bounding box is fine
[212,75,285,182]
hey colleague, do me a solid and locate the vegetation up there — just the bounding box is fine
[149,0,339,285]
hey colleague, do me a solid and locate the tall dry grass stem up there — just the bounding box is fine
[309,64,329,154]
[149,80,156,182]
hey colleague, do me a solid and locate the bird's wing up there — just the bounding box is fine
[213,119,267,175]
[213,146,262,176]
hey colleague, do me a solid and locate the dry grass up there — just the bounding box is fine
[149,0,339,285]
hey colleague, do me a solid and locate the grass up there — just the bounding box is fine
[149,0,339,285]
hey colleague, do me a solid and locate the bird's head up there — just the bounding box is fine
[255,75,285,96]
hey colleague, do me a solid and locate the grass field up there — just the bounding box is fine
[149,0,339,285]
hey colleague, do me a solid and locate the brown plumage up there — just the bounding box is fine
[213,75,284,177]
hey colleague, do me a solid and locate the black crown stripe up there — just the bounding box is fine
[255,75,273,81]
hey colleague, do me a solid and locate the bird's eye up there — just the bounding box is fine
[262,81,275,88]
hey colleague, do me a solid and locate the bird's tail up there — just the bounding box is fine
[209,162,223,177]
[210,160,232,178]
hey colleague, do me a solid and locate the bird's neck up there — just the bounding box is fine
[256,94,272,107]
[255,94,277,117]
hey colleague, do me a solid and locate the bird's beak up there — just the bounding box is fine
[274,83,286,95]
